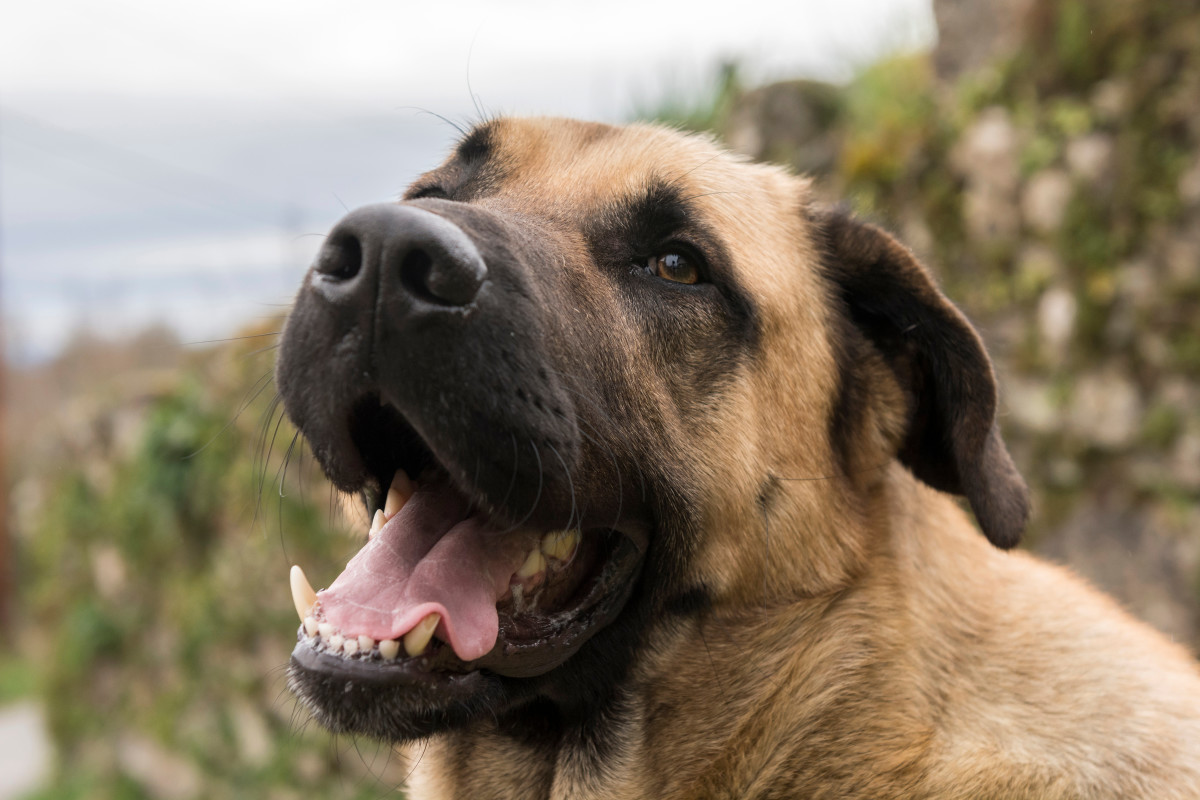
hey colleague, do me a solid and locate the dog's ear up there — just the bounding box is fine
[816,207,1029,549]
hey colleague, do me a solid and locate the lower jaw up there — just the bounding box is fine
[288,644,496,740]
[286,532,647,737]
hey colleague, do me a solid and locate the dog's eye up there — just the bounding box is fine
[645,252,699,285]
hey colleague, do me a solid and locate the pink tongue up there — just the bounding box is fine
[316,483,531,662]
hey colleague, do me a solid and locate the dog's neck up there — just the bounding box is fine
[400,465,988,799]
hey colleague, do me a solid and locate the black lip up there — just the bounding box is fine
[288,643,491,738]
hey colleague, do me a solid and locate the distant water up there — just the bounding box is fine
[4,226,322,365]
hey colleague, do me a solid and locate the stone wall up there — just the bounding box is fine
[715,0,1200,646]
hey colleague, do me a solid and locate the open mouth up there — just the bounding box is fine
[288,400,646,683]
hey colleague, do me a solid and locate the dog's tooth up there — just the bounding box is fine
[516,548,546,579]
[541,530,581,561]
[384,472,414,519]
[329,633,344,652]
[342,637,358,656]
[368,509,387,539]
[318,622,335,642]
[358,635,375,652]
[289,565,317,622]
[403,613,440,657]
[379,638,400,661]
[303,616,319,638]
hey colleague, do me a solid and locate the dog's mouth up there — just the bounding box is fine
[288,398,646,685]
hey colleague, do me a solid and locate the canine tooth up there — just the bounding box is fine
[303,616,319,638]
[342,637,358,656]
[368,509,386,539]
[289,565,317,622]
[541,530,580,561]
[403,613,440,657]
[379,638,400,661]
[517,548,546,578]
[384,472,414,519]
[318,622,335,641]
[358,635,375,652]
[329,633,344,652]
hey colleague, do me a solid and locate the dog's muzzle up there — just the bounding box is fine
[276,199,649,735]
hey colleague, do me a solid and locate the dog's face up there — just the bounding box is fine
[276,117,1028,741]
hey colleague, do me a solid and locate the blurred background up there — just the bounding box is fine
[1,0,1197,796]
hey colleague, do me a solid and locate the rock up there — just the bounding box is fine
[933,0,1037,80]
[1180,156,1200,207]
[1065,133,1115,186]
[1172,433,1200,492]
[1068,370,1143,449]
[1046,457,1084,489]
[229,702,273,768]
[1004,376,1061,434]
[1022,168,1073,234]
[1037,285,1077,357]
[1038,503,1200,645]
[1164,235,1200,284]
[1018,243,1063,282]
[90,545,127,601]
[1117,257,1158,309]
[1160,377,1200,417]
[722,80,840,174]
[117,734,202,800]
[0,703,51,800]
[1137,332,1171,368]
[1091,78,1131,122]
[953,107,1021,243]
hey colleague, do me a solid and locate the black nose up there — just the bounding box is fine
[311,203,487,309]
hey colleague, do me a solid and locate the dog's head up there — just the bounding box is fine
[277,117,1029,740]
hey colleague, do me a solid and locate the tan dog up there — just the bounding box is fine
[277,117,1200,799]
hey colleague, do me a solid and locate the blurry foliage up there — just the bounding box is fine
[837,54,940,212]
[636,62,744,134]
[12,328,401,799]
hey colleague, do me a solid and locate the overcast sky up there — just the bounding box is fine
[0,0,934,363]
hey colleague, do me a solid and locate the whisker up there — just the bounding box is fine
[184,368,275,459]
[183,331,280,346]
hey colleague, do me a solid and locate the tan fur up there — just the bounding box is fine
[380,118,1200,798]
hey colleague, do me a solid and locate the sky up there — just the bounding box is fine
[0,0,935,363]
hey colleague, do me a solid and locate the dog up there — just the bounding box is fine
[276,117,1200,798]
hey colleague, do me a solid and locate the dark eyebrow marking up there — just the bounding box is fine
[583,177,692,271]
[456,123,495,164]
[624,180,692,240]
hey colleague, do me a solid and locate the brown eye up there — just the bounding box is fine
[650,252,699,284]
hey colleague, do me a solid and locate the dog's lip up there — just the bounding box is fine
[291,523,645,683]
[290,639,488,703]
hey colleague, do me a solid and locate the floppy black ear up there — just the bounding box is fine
[817,208,1030,549]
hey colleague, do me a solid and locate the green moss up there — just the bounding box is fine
[634,61,742,134]
[1142,404,1183,449]
[1020,132,1060,177]
[838,54,938,191]
[1170,328,1200,374]
[1048,98,1093,138]
[0,656,36,703]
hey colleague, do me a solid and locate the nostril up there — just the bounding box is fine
[399,248,436,301]
[398,246,483,307]
[315,232,363,281]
